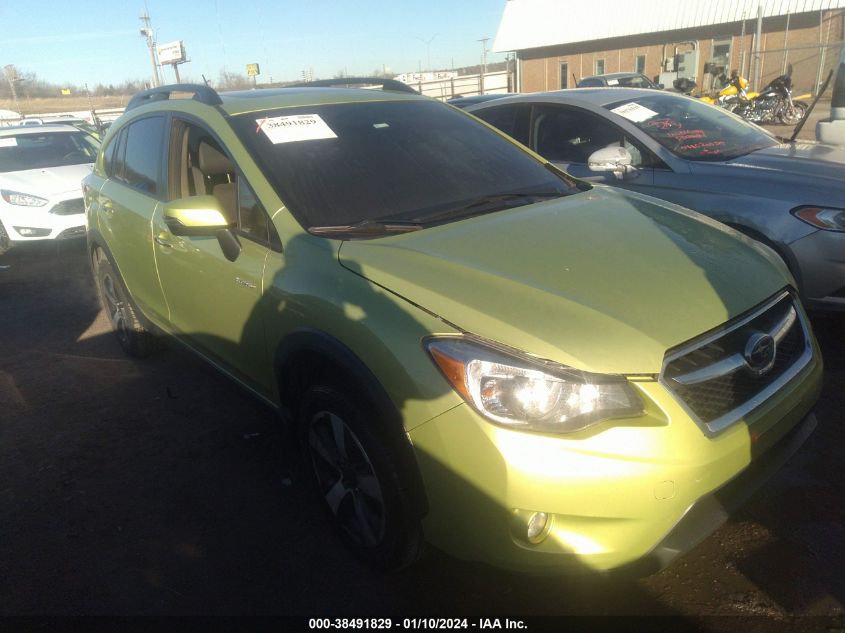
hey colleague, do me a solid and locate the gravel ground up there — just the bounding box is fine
[0,237,843,630]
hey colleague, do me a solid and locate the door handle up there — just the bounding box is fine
[154,235,173,248]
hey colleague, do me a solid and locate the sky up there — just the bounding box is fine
[0,1,509,88]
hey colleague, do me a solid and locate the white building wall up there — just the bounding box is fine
[494,0,845,52]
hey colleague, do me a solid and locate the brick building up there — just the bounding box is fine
[494,0,845,95]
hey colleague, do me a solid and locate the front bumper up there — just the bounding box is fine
[0,203,86,243]
[788,229,845,312]
[408,350,822,574]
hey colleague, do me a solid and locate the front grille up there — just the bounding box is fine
[661,291,812,435]
[49,198,84,215]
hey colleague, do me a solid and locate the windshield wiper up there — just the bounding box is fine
[415,191,566,225]
[308,218,424,237]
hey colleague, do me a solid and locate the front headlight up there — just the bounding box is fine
[1,189,49,207]
[426,337,643,434]
[791,206,845,232]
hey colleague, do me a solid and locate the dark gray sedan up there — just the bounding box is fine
[468,88,845,312]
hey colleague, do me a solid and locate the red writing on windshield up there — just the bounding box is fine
[645,118,681,130]
[667,129,706,141]
[680,140,726,151]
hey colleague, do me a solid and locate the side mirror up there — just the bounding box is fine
[162,194,242,262]
[658,83,665,90]
[588,146,635,180]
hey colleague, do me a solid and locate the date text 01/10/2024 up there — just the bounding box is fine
[307,618,527,630]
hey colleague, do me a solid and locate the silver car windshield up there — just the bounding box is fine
[605,94,778,161]
[0,131,99,172]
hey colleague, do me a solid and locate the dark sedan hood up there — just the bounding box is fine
[687,142,845,205]
[726,142,845,182]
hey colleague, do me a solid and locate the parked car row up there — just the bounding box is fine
[68,80,829,577]
[466,88,845,313]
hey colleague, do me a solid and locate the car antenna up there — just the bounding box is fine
[202,74,210,87]
[790,69,833,143]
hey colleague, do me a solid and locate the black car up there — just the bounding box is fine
[446,93,516,109]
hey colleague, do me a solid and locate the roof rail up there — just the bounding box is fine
[126,84,223,112]
[288,77,418,94]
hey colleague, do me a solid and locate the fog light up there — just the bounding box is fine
[14,226,51,237]
[527,512,549,543]
[511,509,552,545]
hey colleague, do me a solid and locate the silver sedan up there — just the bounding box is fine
[467,88,845,313]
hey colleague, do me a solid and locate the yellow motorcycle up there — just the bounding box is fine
[701,68,811,124]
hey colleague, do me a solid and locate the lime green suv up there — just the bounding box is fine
[83,83,821,573]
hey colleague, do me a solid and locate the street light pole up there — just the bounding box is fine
[415,34,438,72]
[478,37,490,94]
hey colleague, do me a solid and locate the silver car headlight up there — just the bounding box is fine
[426,337,643,434]
[1,189,49,207]
[791,206,845,232]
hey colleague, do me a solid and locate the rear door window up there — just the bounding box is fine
[473,104,531,145]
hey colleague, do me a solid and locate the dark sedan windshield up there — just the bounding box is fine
[605,94,777,161]
[231,100,582,233]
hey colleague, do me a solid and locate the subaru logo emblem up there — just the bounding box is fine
[744,332,776,376]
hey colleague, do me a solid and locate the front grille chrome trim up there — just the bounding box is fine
[671,305,797,387]
[660,290,813,436]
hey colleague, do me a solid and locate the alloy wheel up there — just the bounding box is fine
[308,410,386,547]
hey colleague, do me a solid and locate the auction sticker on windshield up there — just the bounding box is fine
[611,102,658,123]
[256,114,337,144]
[0,138,18,148]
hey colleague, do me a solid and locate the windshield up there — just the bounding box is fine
[605,94,777,161]
[0,130,99,172]
[231,100,582,233]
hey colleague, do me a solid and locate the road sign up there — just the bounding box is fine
[246,63,260,77]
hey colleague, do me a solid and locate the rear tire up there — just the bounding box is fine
[92,248,154,357]
[299,383,424,570]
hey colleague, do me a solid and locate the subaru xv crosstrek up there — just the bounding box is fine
[83,83,821,574]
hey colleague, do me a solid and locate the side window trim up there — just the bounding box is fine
[113,128,127,182]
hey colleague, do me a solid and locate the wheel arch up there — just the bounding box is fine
[87,228,157,332]
[274,328,429,517]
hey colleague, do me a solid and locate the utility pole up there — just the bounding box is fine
[140,10,161,88]
[478,37,490,94]
[3,65,21,114]
[752,4,763,90]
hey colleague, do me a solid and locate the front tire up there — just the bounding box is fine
[779,101,808,125]
[300,384,423,570]
[0,220,11,256]
[92,248,154,357]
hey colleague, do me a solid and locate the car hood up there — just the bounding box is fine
[703,142,845,181]
[338,187,789,374]
[0,163,93,198]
